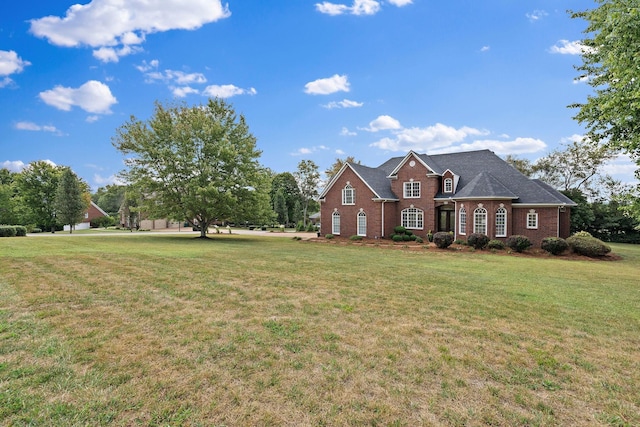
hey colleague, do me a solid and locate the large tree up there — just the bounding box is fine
[294,160,320,227]
[16,161,63,232]
[270,172,301,226]
[93,184,126,216]
[324,156,360,179]
[55,168,90,233]
[571,1,640,175]
[0,169,20,225]
[113,98,271,238]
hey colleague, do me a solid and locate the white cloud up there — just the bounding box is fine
[526,10,548,22]
[340,127,357,136]
[452,137,547,155]
[29,0,231,62]
[86,115,100,123]
[323,99,363,109]
[93,44,143,63]
[336,149,346,155]
[550,40,591,55]
[316,0,409,16]
[202,85,257,98]
[305,74,350,95]
[171,86,200,98]
[39,80,117,114]
[480,46,490,52]
[601,154,638,184]
[15,121,61,134]
[136,59,159,72]
[0,50,31,87]
[1,160,26,172]
[363,115,402,132]
[93,173,123,186]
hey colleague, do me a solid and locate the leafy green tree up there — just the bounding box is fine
[273,188,289,225]
[503,155,534,177]
[570,1,640,175]
[113,98,271,238]
[93,184,126,216]
[0,169,20,225]
[55,168,90,233]
[270,172,301,226]
[324,156,360,179]
[294,160,320,227]
[16,161,63,232]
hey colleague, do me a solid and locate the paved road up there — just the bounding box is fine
[28,228,319,240]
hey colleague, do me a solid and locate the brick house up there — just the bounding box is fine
[63,201,108,231]
[319,150,576,246]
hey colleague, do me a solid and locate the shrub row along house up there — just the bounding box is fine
[319,150,576,246]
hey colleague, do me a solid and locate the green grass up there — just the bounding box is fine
[1,234,639,426]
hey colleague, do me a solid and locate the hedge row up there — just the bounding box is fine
[0,225,27,237]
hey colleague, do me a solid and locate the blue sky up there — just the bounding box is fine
[1,0,636,190]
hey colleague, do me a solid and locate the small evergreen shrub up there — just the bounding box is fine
[14,226,27,237]
[414,236,423,244]
[392,234,404,242]
[567,234,611,257]
[325,234,334,239]
[0,226,17,237]
[541,237,569,255]
[433,231,454,249]
[573,230,593,238]
[349,235,363,241]
[402,234,412,241]
[487,239,505,250]
[394,225,406,234]
[31,228,42,233]
[505,235,532,253]
[405,230,413,236]
[467,233,490,249]
[409,234,417,241]
[454,239,467,245]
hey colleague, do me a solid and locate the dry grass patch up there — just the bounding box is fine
[1,235,639,426]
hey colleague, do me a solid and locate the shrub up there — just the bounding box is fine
[505,235,532,253]
[14,226,27,237]
[402,234,412,241]
[467,233,490,249]
[0,226,17,237]
[31,228,42,233]
[325,234,334,239]
[392,234,404,242]
[91,215,116,228]
[487,239,505,250]
[573,230,593,238]
[405,230,413,236]
[454,239,467,245]
[414,236,423,243]
[541,237,569,255]
[394,225,406,235]
[349,235,363,241]
[567,235,611,257]
[433,231,454,249]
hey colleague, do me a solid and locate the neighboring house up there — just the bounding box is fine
[63,201,108,231]
[319,150,576,246]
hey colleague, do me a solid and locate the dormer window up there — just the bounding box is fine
[403,180,420,198]
[444,178,453,193]
[342,183,355,205]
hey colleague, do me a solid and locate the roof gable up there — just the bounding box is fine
[319,162,397,200]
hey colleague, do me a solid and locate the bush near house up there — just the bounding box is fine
[505,235,532,253]
[433,231,454,249]
[567,233,611,257]
[467,233,490,250]
[541,237,569,255]
[0,225,26,237]
[487,239,505,250]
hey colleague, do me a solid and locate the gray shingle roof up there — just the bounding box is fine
[349,163,398,200]
[365,149,576,206]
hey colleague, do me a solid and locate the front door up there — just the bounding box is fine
[438,206,455,232]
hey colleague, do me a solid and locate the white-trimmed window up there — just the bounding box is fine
[495,207,507,237]
[527,210,538,229]
[444,178,453,193]
[402,206,424,229]
[342,184,355,205]
[332,210,341,235]
[357,210,367,236]
[403,180,420,198]
[474,206,487,235]
[459,206,467,235]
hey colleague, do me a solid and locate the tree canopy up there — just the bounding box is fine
[15,161,63,232]
[55,168,90,233]
[294,160,320,227]
[324,156,360,179]
[112,98,271,238]
[571,1,640,175]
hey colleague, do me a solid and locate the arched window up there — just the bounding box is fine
[459,206,467,235]
[332,211,341,235]
[357,210,367,236]
[401,207,424,229]
[342,184,355,205]
[495,207,507,237]
[474,206,487,235]
[444,178,453,193]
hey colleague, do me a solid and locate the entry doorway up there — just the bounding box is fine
[437,206,455,233]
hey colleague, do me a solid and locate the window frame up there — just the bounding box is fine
[526,211,538,229]
[357,211,367,236]
[459,206,467,235]
[444,178,453,193]
[403,181,421,198]
[495,207,507,237]
[332,211,341,235]
[342,184,355,205]
[401,207,424,230]
[474,207,487,235]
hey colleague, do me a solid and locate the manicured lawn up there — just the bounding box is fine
[1,234,638,426]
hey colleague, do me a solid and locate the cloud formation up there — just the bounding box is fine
[322,99,363,109]
[15,121,61,134]
[29,0,231,62]
[0,50,31,87]
[1,160,26,172]
[202,85,257,98]
[316,0,411,16]
[39,80,117,114]
[526,10,548,22]
[305,74,350,95]
[366,116,546,155]
[550,40,590,55]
